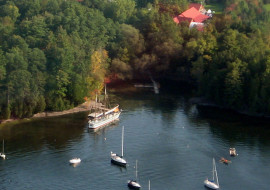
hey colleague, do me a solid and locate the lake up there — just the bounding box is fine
[0,86,270,190]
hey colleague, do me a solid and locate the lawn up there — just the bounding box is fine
[264,4,270,11]
[205,2,225,15]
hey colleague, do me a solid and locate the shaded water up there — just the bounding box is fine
[0,86,270,190]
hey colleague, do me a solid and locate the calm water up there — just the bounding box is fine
[0,86,270,190]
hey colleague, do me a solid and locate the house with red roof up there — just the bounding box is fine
[173,3,212,30]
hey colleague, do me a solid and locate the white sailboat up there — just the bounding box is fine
[111,126,127,167]
[88,84,121,130]
[204,158,219,189]
[0,139,6,159]
[128,160,141,189]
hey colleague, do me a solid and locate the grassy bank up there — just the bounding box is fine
[205,2,225,15]
[264,4,270,11]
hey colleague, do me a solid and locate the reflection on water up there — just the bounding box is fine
[70,162,80,168]
[0,86,270,190]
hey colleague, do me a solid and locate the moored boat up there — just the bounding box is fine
[230,148,237,156]
[88,84,121,130]
[219,157,231,164]
[69,158,81,164]
[111,126,127,167]
[0,140,6,159]
[204,158,219,189]
[0,153,5,159]
[128,160,141,189]
[128,180,141,189]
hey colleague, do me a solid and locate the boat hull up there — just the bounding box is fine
[128,180,141,189]
[204,180,219,189]
[111,153,127,167]
[88,112,121,130]
[0,153,5,159]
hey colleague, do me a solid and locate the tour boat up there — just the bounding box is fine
[0,139,6,159]
[69,158,81,164]
[88,84,121,130]
[204,158,219,189]
[111,126,127,167]
[230,148,237,156]
[128,160,141,189]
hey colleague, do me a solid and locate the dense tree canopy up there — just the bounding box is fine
[0,0,270,120]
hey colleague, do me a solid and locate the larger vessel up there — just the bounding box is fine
[88,84,121,130]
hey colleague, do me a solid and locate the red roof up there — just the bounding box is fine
[189,3,202,11]
[173,7,210,25]
[173,16,193,24]
[181,7,201,19]
[193,14,210,23]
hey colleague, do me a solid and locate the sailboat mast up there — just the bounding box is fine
[104,83,107,108]
[135,160,138,180]
[215,159,219,186]
[95,93,97,117]
[149,180,151,190]
[121,126,124,157]
[212,158,215,181]
[105,83,107,96]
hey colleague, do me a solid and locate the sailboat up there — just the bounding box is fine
[128,160,141,189]
[111,126,127,167]
[0,139,6,159]
[88,83,121,130]
[204,158,219,189]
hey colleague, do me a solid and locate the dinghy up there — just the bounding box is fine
[69,158,81,164]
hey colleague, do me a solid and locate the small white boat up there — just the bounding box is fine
[204,158,219,189]
[111,126,127,167]
[0,139,6,159]
[0,153,5,159]
[128,160,141,189]
[230,148,237,156]
[69,158,81,164]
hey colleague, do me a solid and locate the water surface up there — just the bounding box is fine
[0,87,269,190]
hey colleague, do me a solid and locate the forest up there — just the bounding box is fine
[0,0,270,120]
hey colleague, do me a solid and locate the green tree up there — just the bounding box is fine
[224,59,244,108]
[104,0,136,23]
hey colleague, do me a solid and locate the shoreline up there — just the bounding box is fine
[0,101,98,126]
[190,97,270,121]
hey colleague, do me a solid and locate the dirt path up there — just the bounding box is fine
[32,101,93,118]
